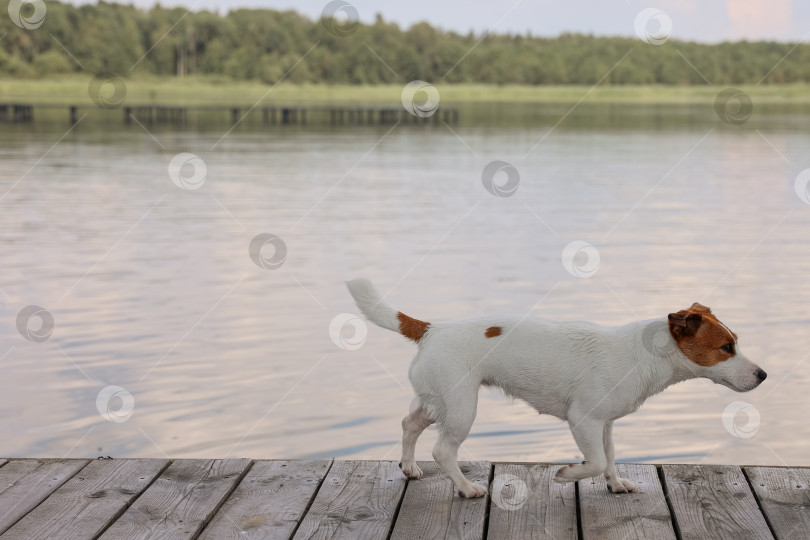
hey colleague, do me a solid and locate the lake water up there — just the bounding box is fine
[1,102,809,467]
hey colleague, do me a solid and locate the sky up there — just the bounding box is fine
[64,0,810,42]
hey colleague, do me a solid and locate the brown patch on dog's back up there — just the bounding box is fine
[485,326,502,338]
[668,303,737,367]
[397,312,430,343]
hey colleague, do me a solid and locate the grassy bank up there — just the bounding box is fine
[3,76,810,106]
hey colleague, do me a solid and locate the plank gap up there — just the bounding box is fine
[384,475,409,540]
[487,463,576,539]
[0,459,91,536]
[389,461,489,540]
[481,462,494,540]
[291,460,407,539]
[741,467,778,540]
[574,476,583,540]
[193,459,255,538]
[662,464,773,539]
[287,458,335,540]
[90,458,173,540]
[196,459,331,539]
[97,458,252,539]
[657,464,683,540]
[3,458,171,539]
[743,466,810,539]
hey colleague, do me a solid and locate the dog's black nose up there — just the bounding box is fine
[755,368,767,382]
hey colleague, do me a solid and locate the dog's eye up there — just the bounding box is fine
[721,343,735,354]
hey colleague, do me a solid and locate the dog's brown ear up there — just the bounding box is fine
[689,302,712,314]
[668,311,702,338]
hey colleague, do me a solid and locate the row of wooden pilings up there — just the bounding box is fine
[330,107,459,125]
[120,106,312,126]
[0,104,34,122]
[1,104,460,126]
[121,106,460,126]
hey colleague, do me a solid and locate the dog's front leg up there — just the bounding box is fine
[602,421,638,493]
[553,415,608,483]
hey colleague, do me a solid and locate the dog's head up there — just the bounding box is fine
[668,303,766,392]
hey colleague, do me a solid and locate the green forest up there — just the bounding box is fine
[2,1,810,85]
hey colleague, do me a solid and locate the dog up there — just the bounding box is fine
[346,278,767,498]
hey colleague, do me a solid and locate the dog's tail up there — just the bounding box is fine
[346,278,430,344]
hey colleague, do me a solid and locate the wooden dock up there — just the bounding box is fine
[0,104,459,126]
[0,458,805,539]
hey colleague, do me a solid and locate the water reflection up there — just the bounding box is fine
[0,104,808,466]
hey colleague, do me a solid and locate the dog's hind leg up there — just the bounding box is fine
[602,421,638,493]
[554,414,608,483]
[431,394,488,498]
[399,406,433,479]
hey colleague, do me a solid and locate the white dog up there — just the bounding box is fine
[346,278,766,498]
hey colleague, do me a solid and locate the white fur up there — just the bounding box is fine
[346,278,765,497]
[346,278,400,333]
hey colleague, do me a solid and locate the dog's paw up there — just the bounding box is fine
[553,464,577,483]
[399,460,423,479]
[606,476,638,493]
[457,482,488,499]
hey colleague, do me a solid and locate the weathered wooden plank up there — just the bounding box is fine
[1,458,169,540]
[390,461,489,540]
[487,463,577,540]
[579,463,676,540]
[99,458,252,540]
[0,459,89,535]
[663,464,774,540]
[292,460,407,540]
[745,467,810,539]
[198,460,331,540]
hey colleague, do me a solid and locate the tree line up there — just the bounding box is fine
[2,1,809,85]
